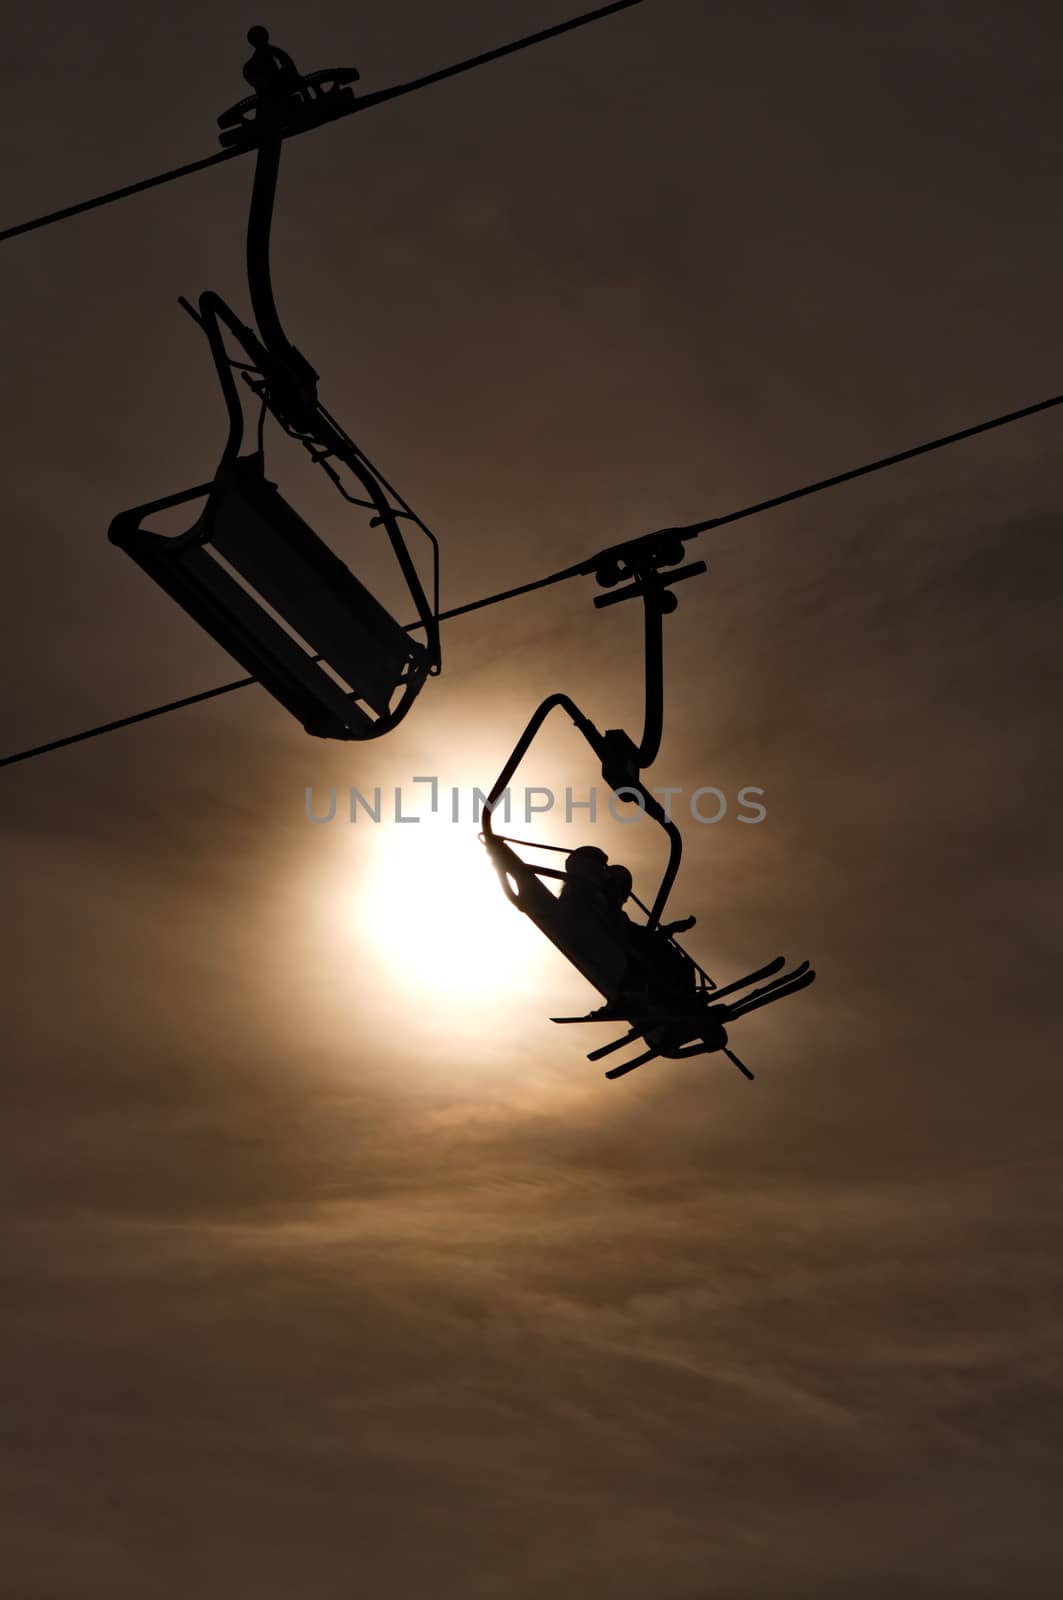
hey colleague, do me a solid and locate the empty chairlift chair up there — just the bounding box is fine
[109,452,432,741]
[110,47,440,745]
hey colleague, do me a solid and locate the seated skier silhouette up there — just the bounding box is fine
[603,863,698,1008]
[558,845,611,915]
[557,848,699,1014]
[243,26,304,106]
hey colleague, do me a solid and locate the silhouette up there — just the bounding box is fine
[601,863,697,1004]
[559,845,611,913]
[218,28,360,150]
[604,863,695,940]
[109,34,438,743]
[481,540,815,1080]
[486,806,814,1083]
[243,26,303,101]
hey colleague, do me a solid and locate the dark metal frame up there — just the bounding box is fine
[480,548,815,1079]
[108,92,441,741]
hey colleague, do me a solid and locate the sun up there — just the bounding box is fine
[350,815,552,1011]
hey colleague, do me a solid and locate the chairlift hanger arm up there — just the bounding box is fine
[181,291,267,371]
[646,808,682,928]
[575,525,709,770]
[183,290,442,669]
[240,122,440,661]
[193,295,256,476]
[639,596,664,769]
[482,693,595,832]
[245,126,319,409]
[246,128,290,359]
[481,692,682,928]
[311,403,441,668]
[179,147,443,667]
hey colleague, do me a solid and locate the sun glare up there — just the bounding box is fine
[350,817,552,1012]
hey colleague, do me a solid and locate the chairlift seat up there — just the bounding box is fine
[109,454,427,740]
[486,837,642,998]
[485,835,732,1061]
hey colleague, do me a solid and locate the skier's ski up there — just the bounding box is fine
[587,1029,639,1062]
[718,961,810,1013]
[605,1046,662,1080]
[725,969,816,1019]
[702,955,785,1003]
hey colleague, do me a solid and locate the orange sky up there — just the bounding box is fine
[3,2,1062,1595]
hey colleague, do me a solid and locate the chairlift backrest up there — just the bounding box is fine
[109,454,428,740]
[486,837,632,999]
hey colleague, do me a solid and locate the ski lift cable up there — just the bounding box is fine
[3,383,1059,771]
[0,0,650,248]
[418,384,1063,629]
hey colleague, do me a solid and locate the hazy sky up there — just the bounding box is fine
[3,2,1062,1595]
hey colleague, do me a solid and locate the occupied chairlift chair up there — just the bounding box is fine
[481,538,816,1079]
[109,34,439,741]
